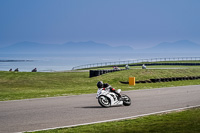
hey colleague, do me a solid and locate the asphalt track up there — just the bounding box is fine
[0,85,200,133]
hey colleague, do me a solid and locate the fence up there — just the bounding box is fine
[72,57,200,70]
[89,69,126,78]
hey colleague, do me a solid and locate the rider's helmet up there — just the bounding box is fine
[97,81,103,88]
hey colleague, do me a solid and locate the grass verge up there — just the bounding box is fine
[30,107,200,133]
[0,68,200,101]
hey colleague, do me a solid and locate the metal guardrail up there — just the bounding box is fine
[72,57,200,70]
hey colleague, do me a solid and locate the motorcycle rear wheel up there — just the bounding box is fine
[98,96,111,108]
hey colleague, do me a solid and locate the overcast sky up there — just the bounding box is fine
[0,0,200,49]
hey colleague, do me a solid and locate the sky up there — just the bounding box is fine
[0,0,200,49]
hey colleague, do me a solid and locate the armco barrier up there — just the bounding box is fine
[130,63,200,66]
[72,57,200,70]
[90,69,126,78]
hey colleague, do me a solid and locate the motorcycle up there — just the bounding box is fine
[96,88,131,107]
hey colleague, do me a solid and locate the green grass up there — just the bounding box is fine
[0,68,200,101]
[150,60,200,63]
[0,71,93,101]
[31,107,200,133]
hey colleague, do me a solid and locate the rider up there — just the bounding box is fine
[97,81,122,100]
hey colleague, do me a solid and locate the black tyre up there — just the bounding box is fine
[122,94,131,106]
[98,96,111,108]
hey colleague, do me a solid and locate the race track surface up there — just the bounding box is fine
[0,85,200,133]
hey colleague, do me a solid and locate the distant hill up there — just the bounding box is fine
[0,40,199,54]
[139,40,200,53]
[0,41,134,54]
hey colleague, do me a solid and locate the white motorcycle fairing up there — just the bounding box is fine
[96,88,123,107]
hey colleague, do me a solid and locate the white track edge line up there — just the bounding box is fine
[22,104,200,133]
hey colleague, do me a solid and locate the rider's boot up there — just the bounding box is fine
[113,91,122,101]
[117,95,122,101]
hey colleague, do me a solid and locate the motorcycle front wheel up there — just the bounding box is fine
[98,96,111,108]
[122,94,131,106]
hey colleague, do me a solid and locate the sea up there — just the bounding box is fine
[0,53,200,72]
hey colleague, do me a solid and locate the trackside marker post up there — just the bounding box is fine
[129,77,135,85]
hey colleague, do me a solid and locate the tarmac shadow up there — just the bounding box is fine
[82,106,103,108]
[76,105,124,109]
[76,106,103,109]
